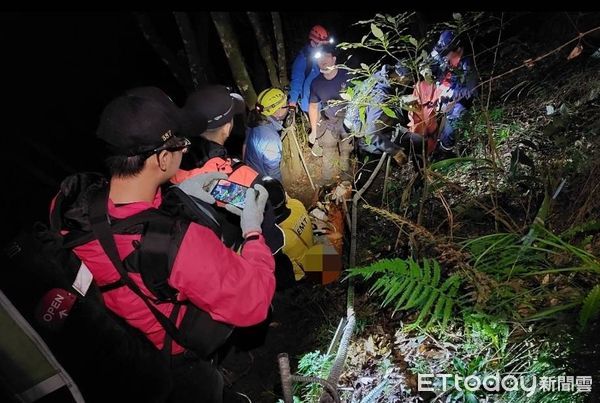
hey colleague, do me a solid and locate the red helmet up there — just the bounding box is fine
[309,25,329,43]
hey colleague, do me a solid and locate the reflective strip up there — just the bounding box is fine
[18,373,66,402]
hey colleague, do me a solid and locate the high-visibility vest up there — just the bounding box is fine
[279,198,314,280]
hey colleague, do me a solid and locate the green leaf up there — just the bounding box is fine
[371,23,385,41]
[430,157,493,172]
[408,37,418,47]
[359,106,366,125]
[579,284,600,330]
[381,106,397,119]
[465,392,479,403]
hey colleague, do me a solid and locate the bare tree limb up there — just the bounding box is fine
[476,25,600,90]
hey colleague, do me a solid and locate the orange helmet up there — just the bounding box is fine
[309,25,329,44]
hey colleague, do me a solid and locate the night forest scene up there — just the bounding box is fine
[1,11,600,403]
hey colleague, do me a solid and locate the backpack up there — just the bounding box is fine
[0,172,237,401]
[1,222,173,403]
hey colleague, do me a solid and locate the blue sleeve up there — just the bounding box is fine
[453,58,478,100]
[262,139,282,181]
[289,52,306,104]
[430,49,446,81]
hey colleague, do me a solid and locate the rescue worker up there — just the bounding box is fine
[53,87,275,402]
[430,30,478,159]
[343,63,429,168]
[244,87,289,182]
[308,44,353,185]
[177,85,247,173]
[288,24,332,114]
[171,85,285,256]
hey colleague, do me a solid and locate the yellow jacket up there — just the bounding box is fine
[280,198,314,280]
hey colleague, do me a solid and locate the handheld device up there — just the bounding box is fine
[209,179,249,209]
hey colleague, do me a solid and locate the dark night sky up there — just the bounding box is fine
[3,13,179,240]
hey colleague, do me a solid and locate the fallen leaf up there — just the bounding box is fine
[567,44,583,60]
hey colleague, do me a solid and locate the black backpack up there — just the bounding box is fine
[0,172,236,401]
[1,222,173,403]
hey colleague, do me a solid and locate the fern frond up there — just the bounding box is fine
[349,257,462,330]
[579,284,600,330]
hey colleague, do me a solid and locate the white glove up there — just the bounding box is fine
[308,129,317,144]
[176,172,228,204]
[234,184,269,237]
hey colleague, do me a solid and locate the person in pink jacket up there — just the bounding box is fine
[51,87,275,402]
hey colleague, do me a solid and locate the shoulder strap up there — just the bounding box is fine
[62,209,163,249]
[87,185,187,352]
[138,213,179,302]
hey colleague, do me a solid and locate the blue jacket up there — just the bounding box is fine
[289,45,322,112]
[430,35,478,104]
[244,117,284,181]
[343,67,403,155]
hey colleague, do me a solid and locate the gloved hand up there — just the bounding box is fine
[284,109,295,128]
[176,172,228,204]
[226,184,269,237]
[308,128,317,144]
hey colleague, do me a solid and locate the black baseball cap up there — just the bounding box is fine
[96,87,185,156]
[183,85,246,134]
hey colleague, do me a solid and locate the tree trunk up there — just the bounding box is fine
[247,12,280,88]
[134,12,194,92]
[271,12,289,87]
[210,12,257,107]
[193,12,217,83]
[173,12,206,89]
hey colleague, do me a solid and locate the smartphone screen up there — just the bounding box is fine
[210,179,248,209]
